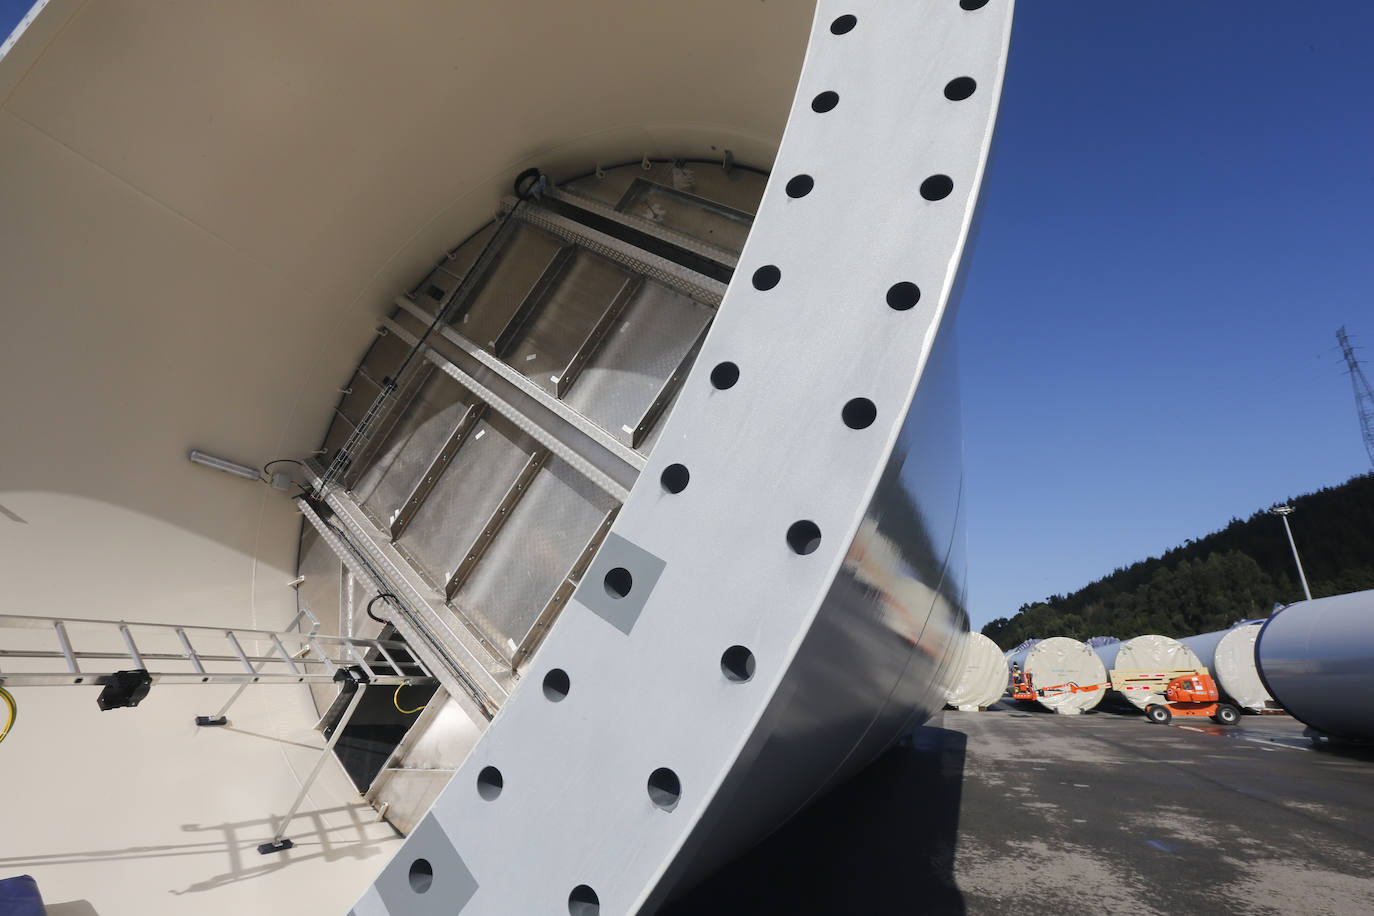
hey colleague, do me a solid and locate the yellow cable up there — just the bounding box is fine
[0,686,16,745]
[393,683,425,715]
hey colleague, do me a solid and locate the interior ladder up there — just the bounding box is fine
[0,609,438,854]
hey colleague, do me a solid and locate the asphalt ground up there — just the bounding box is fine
[948,701,1374,915]
[663,701,1374,915]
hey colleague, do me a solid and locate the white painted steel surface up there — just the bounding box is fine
[1093,634,1203,711]
[947,632,1008,710]
[353,2,1015,913]
[1181,623,1274,712]
[0,0,1015,911]
[0,1,815,909]
[1256,590,1374,739]
[1008,637,1107,715]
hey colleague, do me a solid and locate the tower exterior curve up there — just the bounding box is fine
[352,3,1015,912]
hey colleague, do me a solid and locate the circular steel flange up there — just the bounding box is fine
[355,2,1016,912]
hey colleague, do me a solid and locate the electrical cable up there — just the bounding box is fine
[263,458,306,475]
[315,186,530,496]
[389,194,526,384]
[393,683,425,715]
[307,506,494,718]
[0,686,16,745]
[513,167,545,201]
[367,593,397,625]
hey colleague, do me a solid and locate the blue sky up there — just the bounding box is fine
[0,0,31,45]
[959,4,1374,630]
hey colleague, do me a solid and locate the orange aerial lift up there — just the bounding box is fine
[1010,669,1036,701]
[1009,671,1106,701]
[1144,672,1240,726]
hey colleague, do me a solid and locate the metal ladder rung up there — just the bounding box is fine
[174,628,207,675]
[345,643,377,681]
[54,621,79,674]
[225,631,255,673]
[0,613,435,692]
[308,636,333,670]
[118,624,144,669]
[373,641,405,678]
[269,635,301,676]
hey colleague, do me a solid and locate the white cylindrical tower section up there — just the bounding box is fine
[1256,590,1374,739]
[1007,637,1107,715]
[1093,634,1202,711]
[1181,623,1274,712]
[946,632,1009,711]
[1093,639,1122,672]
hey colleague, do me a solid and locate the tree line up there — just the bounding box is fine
[982,473,1374,651]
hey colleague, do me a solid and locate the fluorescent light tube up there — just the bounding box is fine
[188,449,261,481]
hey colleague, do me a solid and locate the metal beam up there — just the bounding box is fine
[388,403,488,541]
[630,322,709,448]
[394,296,645,471]
[504,196,727,306]
[363,689,450,806]
[434,207,524,327]
[296,493,508,723]
[542,186,740,270]
[555,276,642,399]
[511,506,619,669]
[337,354,433,493]
[444,449,548,599]
[308,489,512,696]
[381,316,631,502]
[333,211,523,493]
[492,245,574,357]
[261,679,369,853]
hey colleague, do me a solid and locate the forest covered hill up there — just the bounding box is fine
[982,473,1374,650]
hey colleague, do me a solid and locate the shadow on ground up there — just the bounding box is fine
[659,724,967,915]
[45,902,99,916]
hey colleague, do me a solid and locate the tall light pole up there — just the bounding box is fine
[1269,505,1313,601]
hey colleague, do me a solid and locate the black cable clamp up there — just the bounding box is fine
[513,167,546,201]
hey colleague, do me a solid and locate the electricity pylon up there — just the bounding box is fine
[1337,326,1374,470]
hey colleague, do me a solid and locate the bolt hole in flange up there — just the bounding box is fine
[476,765,503,800]
[944,76,977,101]
[543,668,570,701]
[408,858,433,894]
[842,398,877,429]
[647,767,682,810]
[920,174,954,201]
[886,281,921,311]
[604,567,633,599]
[752,265,781,290]
[710,362,740,390]
[568,885,600,915]
[960,0,990,10]
[830,13,856,34]
[811,90,839,113]
[660,463,690,494]
[785,174,814,198]
[721,645,756,682]
[786,520,822,555]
